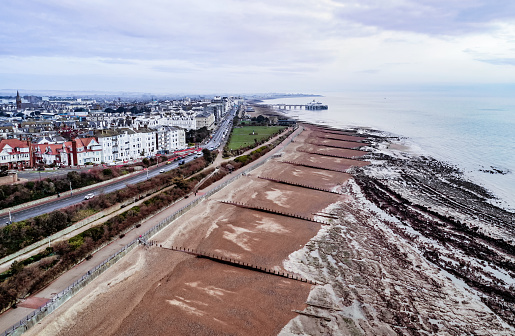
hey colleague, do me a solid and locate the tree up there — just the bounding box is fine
[0,166,8,177]
[186,127,210,143]
[202,148,213,163]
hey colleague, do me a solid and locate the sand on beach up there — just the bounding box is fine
[24,125,515,336]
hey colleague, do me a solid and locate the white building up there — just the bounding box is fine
[158,111,197,130]
[153,126,186,153]
[95,128,158,164]
[195,112,215,130]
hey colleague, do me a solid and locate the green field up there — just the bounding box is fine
[227,126,285,150]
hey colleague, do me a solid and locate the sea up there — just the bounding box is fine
[262,91,515,211]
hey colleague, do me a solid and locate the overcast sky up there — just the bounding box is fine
[2,0,515,94]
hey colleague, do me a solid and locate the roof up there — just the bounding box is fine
[0,139,30,153]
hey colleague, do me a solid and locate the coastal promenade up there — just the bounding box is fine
[6,123,510,335]
[19,124,367,335]
[0,126,302,335]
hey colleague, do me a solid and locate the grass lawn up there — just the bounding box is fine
[228,126,285,150]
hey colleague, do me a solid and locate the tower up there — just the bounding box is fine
[16,90,22,110]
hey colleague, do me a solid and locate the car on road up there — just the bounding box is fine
[84,193,95,200]
[178,160,185,165]
[159,169,166,173]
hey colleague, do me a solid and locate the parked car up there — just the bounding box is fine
[84,193,95,200]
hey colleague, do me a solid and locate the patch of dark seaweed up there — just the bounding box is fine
[353,160,515,326]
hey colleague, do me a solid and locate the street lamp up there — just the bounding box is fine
[69,181,73,196]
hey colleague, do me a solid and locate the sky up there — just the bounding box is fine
[2,0,515,94]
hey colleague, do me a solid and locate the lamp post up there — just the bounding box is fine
[69,181,73,196]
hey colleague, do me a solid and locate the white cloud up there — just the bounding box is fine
[2,0,515,93]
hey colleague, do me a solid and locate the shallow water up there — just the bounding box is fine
[262,91,515,210]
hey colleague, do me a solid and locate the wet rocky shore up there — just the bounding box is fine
[282,126,514,335]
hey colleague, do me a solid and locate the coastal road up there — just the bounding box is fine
[0,123,303,336]
[0,157,196,226]
[1,106,238,226]
[203,106,236,150]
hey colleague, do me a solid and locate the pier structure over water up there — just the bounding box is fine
[260,101,328,111]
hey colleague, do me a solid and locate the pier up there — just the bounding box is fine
[259,101,328,110]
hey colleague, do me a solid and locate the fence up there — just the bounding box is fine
[0,168,146,217]
[1,127,303,336]
[0,186,162,266]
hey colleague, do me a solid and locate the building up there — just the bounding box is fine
[154,126,186,153]
[0,139,33,169]
[64,137,102,166]
[195,111,215,130]
[33,143,67,166]
[16,91,21,110]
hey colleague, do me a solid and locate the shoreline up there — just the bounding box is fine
[19,122,515,335]
[259,96,515,212]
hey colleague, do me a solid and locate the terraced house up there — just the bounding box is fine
[64,137,102,166]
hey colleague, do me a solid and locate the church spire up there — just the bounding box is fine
[16,90,22,110]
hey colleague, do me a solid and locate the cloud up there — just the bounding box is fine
[2,0,515,92]
[356,69,380,74]
[475,58,515,66]
[332,0,515,36]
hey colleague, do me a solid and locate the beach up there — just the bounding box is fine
[23,124,515,335]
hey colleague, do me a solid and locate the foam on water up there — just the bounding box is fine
[262,91,515,210]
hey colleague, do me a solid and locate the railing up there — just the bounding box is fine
[1,126,303,336]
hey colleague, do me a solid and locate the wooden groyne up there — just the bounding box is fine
[307,141,366,151]
[313,134,367,144]
[258,176,342,195]
[308,125,370,138]
[154,244,319,285]
[281,160,349,173]
[297,148,363,160]
[219,201,330,225]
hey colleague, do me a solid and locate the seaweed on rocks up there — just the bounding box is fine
[353,142,515,326]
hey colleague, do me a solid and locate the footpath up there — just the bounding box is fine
[0,161,167,218]
[0,126,302,334]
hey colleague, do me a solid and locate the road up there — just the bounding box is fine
[203,105,236,150]
[0,106,238,226]
[0,124,301,335]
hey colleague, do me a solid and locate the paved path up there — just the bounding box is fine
[0,125,302,334]
[0,184,179,274]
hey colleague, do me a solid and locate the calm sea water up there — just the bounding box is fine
[262,91,515,210]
